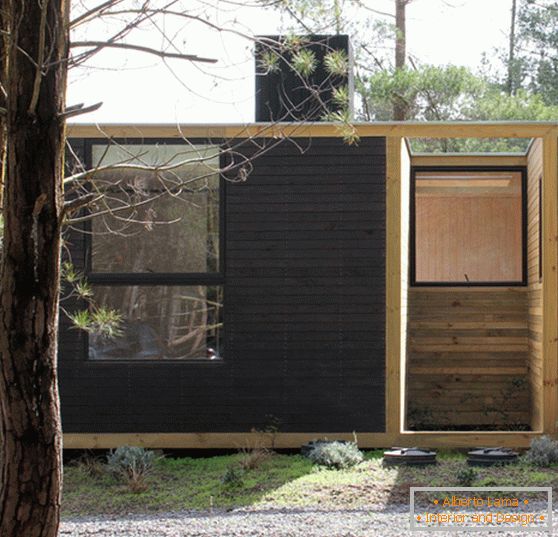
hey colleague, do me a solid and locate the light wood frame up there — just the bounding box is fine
[68,121,557,139]
[64,431,540,449]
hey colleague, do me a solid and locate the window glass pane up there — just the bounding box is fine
[90,144,220,273]
[414,170,523,283]
[89,285,223,360]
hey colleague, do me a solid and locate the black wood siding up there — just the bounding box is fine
[59,136,386,433]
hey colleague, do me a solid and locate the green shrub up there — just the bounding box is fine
[456,467,477,486]
[107,446,157,492]
[306,441,363,470]
[221,466,244,487]
[524,436,558,467]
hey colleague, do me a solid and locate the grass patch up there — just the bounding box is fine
[62,450,558,517]
[63,453,313,517]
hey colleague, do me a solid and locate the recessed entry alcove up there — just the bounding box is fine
[397,138,545,434]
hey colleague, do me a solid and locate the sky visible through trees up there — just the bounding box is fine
[67,0,517,124]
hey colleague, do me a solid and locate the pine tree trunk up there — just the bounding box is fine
[507,0,517,96]
[0,1,69,536]
[394,0,407,120]
[0,5,8,206]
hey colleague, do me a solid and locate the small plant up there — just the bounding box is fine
[331,85,350,109]
[324,49,349,76]
[70,453,106,479]
[221,465,244,488]
[239,447,272,471]
[107,446,158,493]
[456,467,477,486]
[524,436,558,467]
[258,50,280,74]
[291,49,317,77]
[306,440,364,470]
[70,307,122,338]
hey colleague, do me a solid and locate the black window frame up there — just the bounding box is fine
[410,165,528,287]
[83,137,226,363]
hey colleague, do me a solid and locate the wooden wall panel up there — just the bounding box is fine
[385,137,410,434]
[415,190,523,283]
[541,134,558,434]
[527,139,543,430]
[406,287,530,430]
[400,142,410,429]
[58,137,387,434]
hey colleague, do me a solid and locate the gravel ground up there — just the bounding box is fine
[60,506,558,537]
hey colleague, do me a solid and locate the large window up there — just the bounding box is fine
[86,142,223,361]
[411,168,526,285]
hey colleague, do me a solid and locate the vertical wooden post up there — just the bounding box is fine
[386,137,403,435]
[542,132,558,435]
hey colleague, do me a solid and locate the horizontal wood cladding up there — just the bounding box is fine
[58,136,387,434]
[527,139,543,430]
[406,287,530,430]
[223,136,386,433]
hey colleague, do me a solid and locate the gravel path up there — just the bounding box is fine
[60,506,557,536]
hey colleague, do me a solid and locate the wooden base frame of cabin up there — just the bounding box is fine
[62,121,558,450]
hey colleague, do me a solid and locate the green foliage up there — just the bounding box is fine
[69,307,122,339]
[524,436,558,467]
[107,446,158,492]
[291,48,317,77]
[258,50,280,74]
[282,34,306,52]
[331,85,350,108]
[74,280,93,299]
[515,0,558,105]
[360,65,484,122]
[221,466,244,487]
[68,310,91,331]
[322,108,359,145]
[469,89,558,121]
[324,49,349,76]
[61,261,123,337]
[455,467,478,487]
[61,261,79,284]
[306,441,364,469]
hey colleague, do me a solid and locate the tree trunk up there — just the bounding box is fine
[506,0,517,95]
[394,0,408,120]
[0,1,69,536]
[0,6,8,208]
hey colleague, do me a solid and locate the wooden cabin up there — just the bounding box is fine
[61,121,558,450]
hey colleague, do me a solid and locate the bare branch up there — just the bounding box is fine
[69,1,181,68]
[70,0,127,29]
[27,0,49,116]
[59,101,103,119]
[70,41,217,64]
[63,193,102,218]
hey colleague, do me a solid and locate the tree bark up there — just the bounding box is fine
[507,0,517,95]
[0,1,69,536]
[394,0,408,120]
[0,6,8,208]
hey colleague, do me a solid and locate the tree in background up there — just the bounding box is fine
[512,0,558,105]
[275,0,558,151]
